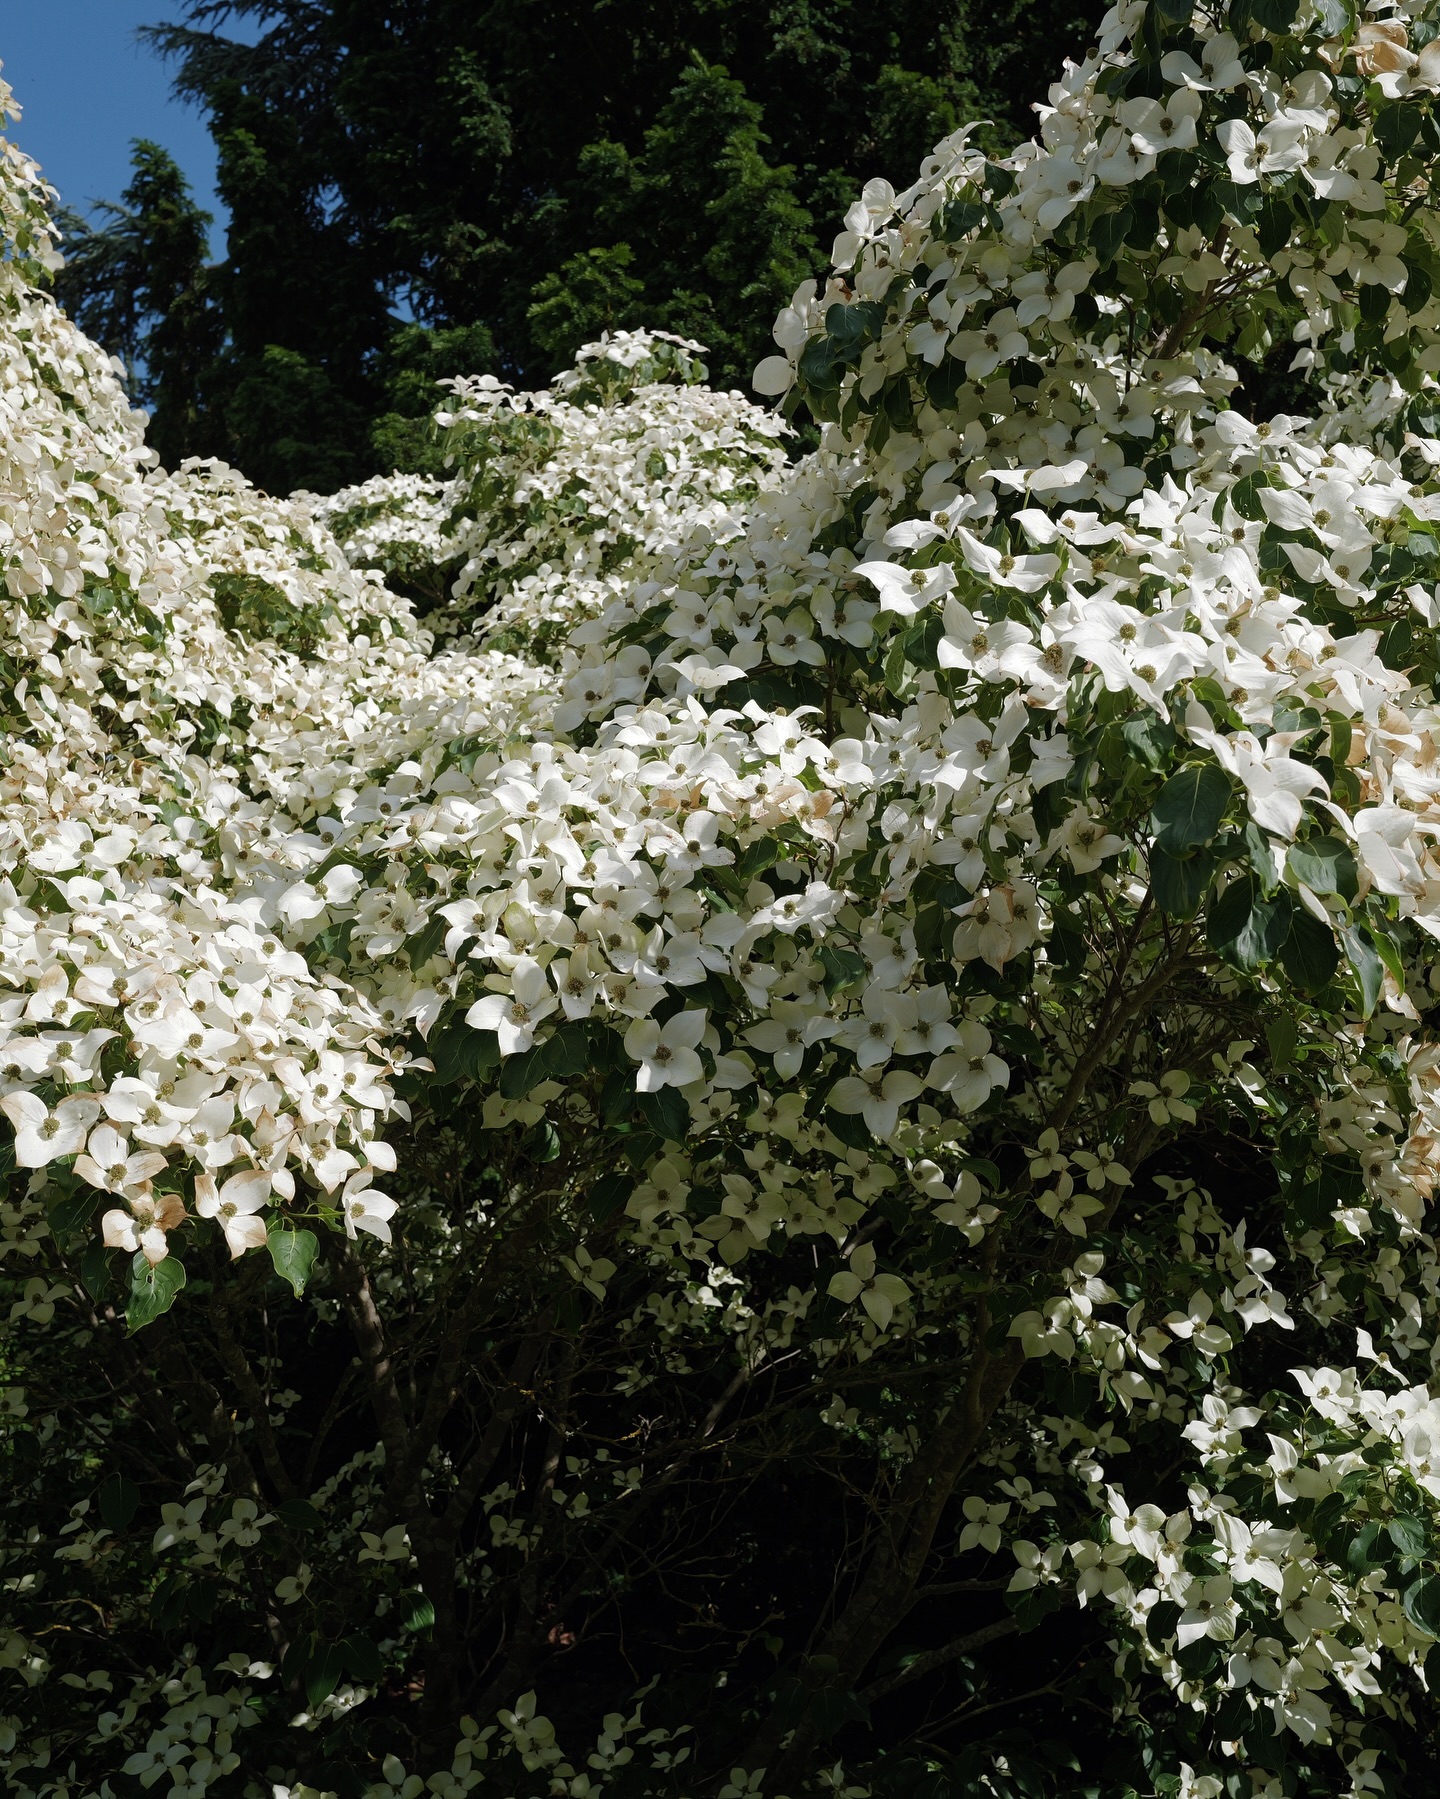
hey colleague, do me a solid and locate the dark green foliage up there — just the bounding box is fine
[52,140,221,468]
[60,0,1104,489]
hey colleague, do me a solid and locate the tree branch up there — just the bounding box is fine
[859,1615,1020,1704]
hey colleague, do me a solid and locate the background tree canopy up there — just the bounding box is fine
[53,0,1104,493]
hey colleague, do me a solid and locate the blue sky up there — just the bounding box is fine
[1,1,256,253]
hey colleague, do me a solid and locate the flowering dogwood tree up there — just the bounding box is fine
[9,1,1440,1795]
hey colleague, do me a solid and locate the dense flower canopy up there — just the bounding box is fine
[10,2,1440,1795]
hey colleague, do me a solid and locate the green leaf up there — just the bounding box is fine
[1258,197,1293,259]
[636,1087,689,1143]
[824,300,885,359]
[1278,907,1339,992]
[126,1254,186,1333]
[1207,875,1290,971]
[882,377,914,431]
[1047,910,1087,972]
[819,945,868,997]
[339,1633,383,1684]
[305,1640,346,1710]
[429,1015,500,1087]
[827,1109,873,1150]
[275,1498,324,1531]
[1009,1583,1065,1633]
[883,630,909,697]
[500,1023,595,1098]
[1151,763,1231,855]
[151,1571,187,1631]
[1389,1515,1429,1562]
[1309,1491,1348,1553]
[542,1023,591,1080]
[735,837,779,882]
[905,612,944,670]
[396,1589,435,1633]
[1273,698,1323,735]
[1403,1573,1440,1637]
[267,1225,318,1298]
[1156,149,1197,195]
[1288,836,1358,900]
[79,1241,116,1303]
[1214,177,1261,222]
[1346,1520,1383,1578]
[1265,1013,1297,1069]
[1121,709,1176,770]
[726,670,826,714]
[601,1069,637,1130]
[1341,924,1384,1016]
[1359,282,1390,326]
[1124,196,1161,255]
[1295,1157,1365,1233]
[1251,0,1299,30]
[1368,922,1405,986]
[404,913,449,970]
[48,1186,102,1236]
[1244,819,1280,895]
[1149,845,1214,920]
[96,1473,141,1530]
[1092,207,1133,269]
[1374,104,1421,160]
[587,1172,633,1223]
[1230,470,1273,522]
[936,199,985,240]
[498,1040,549,1099]
[524,1119,561,1162]
[798,337,839,392]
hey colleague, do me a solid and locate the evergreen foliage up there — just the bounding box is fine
[53,0,1102,490]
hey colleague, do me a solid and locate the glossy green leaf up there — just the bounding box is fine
[636,1087,689,1142]
[396,1589,436,1633]
[267,1225,319,1298]
[79,1241,116,1303]
[1265,1014,1297,1069]
[126,1254,186,1334]
[1244,819,1280,894]
[1207,875,1289,971]
[1389,1515,1429,1562]
[429,1016,500,1087]
[1403,1573,1440,1637]
[1346,1520,1383,1578]
[1340,925,1384,1017]
[1151,763,1231,855]
[1278,907,1339,992]
[96,1473,141,1530]
[1288,836,1358,900]
[1149,845,1214,920]
[48,1186,102,1236]
[1120,709,1176,770]
[819,945,868,997]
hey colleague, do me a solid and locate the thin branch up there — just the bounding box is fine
[860,1616,1020,1703]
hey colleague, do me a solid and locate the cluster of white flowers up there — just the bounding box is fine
[308,471,458,603]
[314,327,790,657]
[11,1,1440,1794]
